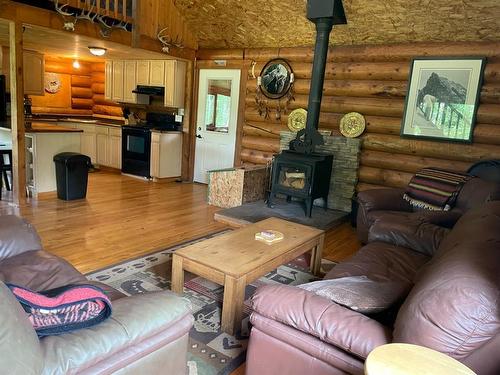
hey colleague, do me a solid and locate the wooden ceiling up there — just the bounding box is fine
[0,21,168,61]
[173,0,500,49]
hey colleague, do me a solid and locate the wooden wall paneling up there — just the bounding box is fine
[9,21,26,204]
[197,41,500,190]
[182,60,194,181]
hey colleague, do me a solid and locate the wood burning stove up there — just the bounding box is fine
[268,0,347,217]
[269,151,333,217]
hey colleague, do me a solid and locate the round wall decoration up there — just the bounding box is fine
[340,112,366,138]
[44,73,62,94]
[288,108,307,132]
[259,59,294,99]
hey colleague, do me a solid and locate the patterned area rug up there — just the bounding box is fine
[86,231,335,375]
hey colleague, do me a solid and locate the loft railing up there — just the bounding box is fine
[68,0,133,22]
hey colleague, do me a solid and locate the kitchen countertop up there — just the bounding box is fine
[1,122,83,133]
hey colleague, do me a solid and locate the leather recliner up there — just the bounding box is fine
[0,215,194,375]
[356,175,500,244]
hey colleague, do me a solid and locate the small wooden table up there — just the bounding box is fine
[171,217,324,335]
[365,344,476,375]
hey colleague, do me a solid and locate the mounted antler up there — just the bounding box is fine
[113,20,130,32]
[54,0,78,31]
[95,14,113,38]
[157,27,173,53]
[157,27,184,53]
[75,0,97,23]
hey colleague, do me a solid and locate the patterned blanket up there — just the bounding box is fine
[8,284,112,337]
[403,168,472,211]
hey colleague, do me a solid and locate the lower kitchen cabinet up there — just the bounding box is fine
[77,124,97,164]
[96,126,122,169]
[150,131,182,179]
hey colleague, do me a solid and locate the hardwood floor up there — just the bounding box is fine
[0,171,226,273]
[0,171,359,274]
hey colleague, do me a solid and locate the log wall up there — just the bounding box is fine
[31,56,122,118]
[197,42,500,191]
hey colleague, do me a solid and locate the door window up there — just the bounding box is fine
[205,79,232,133]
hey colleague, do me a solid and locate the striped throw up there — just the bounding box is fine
[8,284,112,337]
[403,168,472,211]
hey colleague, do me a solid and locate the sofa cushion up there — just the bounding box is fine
[299,276,408,314]
[0,282,43,375]
[0,215,42,261]
[325,242,430,286]
[393,202,500,361]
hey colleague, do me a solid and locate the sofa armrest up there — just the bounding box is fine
[415,210,463,228]
[251,284,391,360]
[0,216,42,261]
[357,188,412,213]
[40,291,194,374]
[368,217,450,256]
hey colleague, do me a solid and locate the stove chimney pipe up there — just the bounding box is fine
[290,0,347,154]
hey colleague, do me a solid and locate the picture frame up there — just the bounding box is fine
[400,57,486,143]
[258,58,294,99]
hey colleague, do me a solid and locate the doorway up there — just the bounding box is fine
[193,69,241,184]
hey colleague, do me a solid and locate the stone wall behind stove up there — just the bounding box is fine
[280,132,362,212]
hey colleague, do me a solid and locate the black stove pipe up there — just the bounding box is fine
[290,0,347,154]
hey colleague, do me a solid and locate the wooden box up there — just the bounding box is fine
[207,165,268,208]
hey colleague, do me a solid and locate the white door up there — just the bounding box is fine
[194,69,241,183]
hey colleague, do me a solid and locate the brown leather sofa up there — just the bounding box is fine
[356,177,500,243]
[0,215,193,375]
[246,201,500,375]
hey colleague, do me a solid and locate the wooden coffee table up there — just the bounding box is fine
[171,217,324,335]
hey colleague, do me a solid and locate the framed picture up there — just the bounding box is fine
[401,58,486,143]
[259,59,294,99]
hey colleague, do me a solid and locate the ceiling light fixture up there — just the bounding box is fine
[73,60,81,69]
[88,46,107,56]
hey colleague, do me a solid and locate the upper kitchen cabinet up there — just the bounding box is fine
[136,61,150,86]
[23,51,45,96]
[104,61,113,100]
[149,61,165,86]
[105,59,186,108]
[165,60,186,109]
[111,60,124,102]
[1,49,44,95]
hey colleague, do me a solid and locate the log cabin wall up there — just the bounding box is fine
[197,42,500,191]
[31,57,122,118]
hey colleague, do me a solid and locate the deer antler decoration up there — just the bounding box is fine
[76,0,97,23]
[54,0,78,31]
[157,27,184,53]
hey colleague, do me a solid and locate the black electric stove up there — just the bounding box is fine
[122,113,182,178]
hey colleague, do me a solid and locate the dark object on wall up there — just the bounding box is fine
[290,0,347,154]
[401,58,486,143]
[53,153,91,201]
[255,59,295,120]
[467,160,500,184]
[0,75,6,122]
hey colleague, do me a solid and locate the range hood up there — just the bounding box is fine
[132,85,165,96]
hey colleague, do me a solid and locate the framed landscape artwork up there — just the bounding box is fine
[401,58,486,143]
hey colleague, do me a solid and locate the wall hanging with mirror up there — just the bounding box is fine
[255,58,295,120]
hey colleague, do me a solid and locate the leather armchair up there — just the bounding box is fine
[0,215,194,375]
[356,177,500,243]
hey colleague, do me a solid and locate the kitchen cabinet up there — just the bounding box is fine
[105,61,113,100]
[123,61,137,104]
[164,60,186,108]
[150,131,182,180]
[109,127,122,169]
[1,49,45,95]
[112,61,124,102]
[23,51,45,96]
[149,61,165,86]
[96,126,109,166]
[76,124,97,164]
[136,60,150,85]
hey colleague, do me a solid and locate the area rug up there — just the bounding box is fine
[86,231,336,375]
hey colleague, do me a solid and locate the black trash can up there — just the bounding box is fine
[53,152,91,200]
